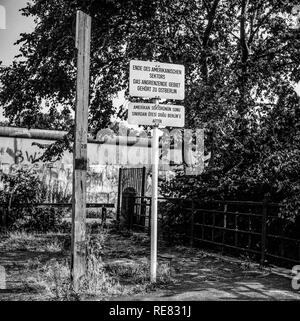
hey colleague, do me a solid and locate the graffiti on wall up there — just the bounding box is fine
[0,136,121,203]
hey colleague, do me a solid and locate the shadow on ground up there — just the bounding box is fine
[0,231,299,301]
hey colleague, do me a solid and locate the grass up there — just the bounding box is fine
[106,260,172,284]
[4,229,174,301]
[0,231,65,253]
[26,253,173,301]
[2,228,297,301]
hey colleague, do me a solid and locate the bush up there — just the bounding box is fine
[158,200,190,245]
[22,207,69,233]
[0,168,68,232]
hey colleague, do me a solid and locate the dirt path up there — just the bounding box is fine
[117,253,300,301]
[0,231,300,301]
[103,233,300,301]
[0,233,68,301]
[0,250,55,301]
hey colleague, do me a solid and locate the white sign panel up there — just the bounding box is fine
[129,60,185,100]
[128,102,185,127]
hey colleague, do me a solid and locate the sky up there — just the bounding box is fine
[0,0,35,67]
[0,0,35,120]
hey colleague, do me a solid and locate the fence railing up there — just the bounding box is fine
[122,196,300,267]
[0,202,115,231]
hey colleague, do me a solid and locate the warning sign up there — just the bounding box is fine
[129,60,185,100]
[128,102,185,127]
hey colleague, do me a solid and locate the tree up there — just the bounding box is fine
[0,0,300,208]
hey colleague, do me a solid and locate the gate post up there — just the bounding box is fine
[0,207,4,232]
[101,207,107,227]
[140,167,147,229]
[148,197,152,235]
[222,203,228,254]
[190,200,195,247]
[128,194,134,230]
[261,196,268,265]
[1,206,7,233]
[116,167,122,224]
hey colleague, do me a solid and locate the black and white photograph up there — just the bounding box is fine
[0,0,300,312]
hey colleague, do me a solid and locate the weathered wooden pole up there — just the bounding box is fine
[71,10,91,291]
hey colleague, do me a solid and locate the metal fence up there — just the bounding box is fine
[123,196,300,267]
[0,202,115,232]
[116,167,147,223]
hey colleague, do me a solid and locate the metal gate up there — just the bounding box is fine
[116,167,147,230]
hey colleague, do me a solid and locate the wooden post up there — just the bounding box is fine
[140,167,147,230]
[148,197,152,236]
[202,211,205,240]
[141,166,146,198]
[261,197,268,266]
[212,210,216,241]
[0,207,3,232]
[71,10,91,292]
[2,207,7,233]
[222,203,227,254]
[128,193,134,230]
[248,214,252,250]
[190,200,195,247]
[101,207,107,227]
[234,214,238,247]
[116,167,122,223]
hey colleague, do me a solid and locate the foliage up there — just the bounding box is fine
[1,0,299,130]
[0,168,45,205]
[158,200,191,245]
[0,168,67,232]
[22,207,68,233]
[0,0,300,216]
[161,88,300,219]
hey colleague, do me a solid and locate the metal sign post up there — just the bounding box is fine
[128,59,185,283]
[150,99,160,282]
